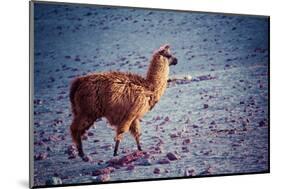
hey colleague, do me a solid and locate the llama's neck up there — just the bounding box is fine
[146,54,169,100]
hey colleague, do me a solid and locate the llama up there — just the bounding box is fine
[70,44,177,159]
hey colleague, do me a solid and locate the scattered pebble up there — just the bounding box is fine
[45,177,62,185]
[210,121,216,125]
[200,166,213,175]
[153,168,162,174]
[126,165,135,171]
[169,133,179,138]
[164,116,170,122]
[184,168,196,176]
[66,144,77,159]
[87,131,94,136]
[92,167,115,176]
[137,158,152,166]
[157,158,170,164]
[259,120,266,127]
[107,151,146,167]
[35,152,48,160]
[154,116,161,121]
[166,152,180,161]
[182,138,192,145]
[96,174,110,182]
[192,124,199,128]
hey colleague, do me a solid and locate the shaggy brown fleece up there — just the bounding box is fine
[70,44,177,157]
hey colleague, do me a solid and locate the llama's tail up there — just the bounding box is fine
[70,78,81,116]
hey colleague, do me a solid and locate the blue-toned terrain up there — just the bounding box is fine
[32,3,269,187]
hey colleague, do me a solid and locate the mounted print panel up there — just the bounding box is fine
[30,1,269,188]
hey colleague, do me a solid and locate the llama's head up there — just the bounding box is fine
[157,44,178,66]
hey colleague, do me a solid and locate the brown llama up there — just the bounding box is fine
[70,44,177,159]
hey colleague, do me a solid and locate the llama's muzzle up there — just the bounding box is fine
[170,57,178,66]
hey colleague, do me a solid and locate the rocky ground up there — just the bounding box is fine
[32,3,269,187]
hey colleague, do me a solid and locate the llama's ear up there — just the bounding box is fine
[159,44,170,53]
[163,44,170,49]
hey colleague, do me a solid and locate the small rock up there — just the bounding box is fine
[201,166,213,175]
[137,158,152,166]
[35,152,48,160]
[228,129,236,134]
[34,99,43,105]
[100,144,113,150]
[166,152,180,161]
[107,151,146,167]
[203,104,209,109]
[210,121,216,125]
[45,177,62,185]
[157,158,170,164]
[92,167,115,176]
[184,168,196,176]
[74,57,81,62]
[85,12,92,16]
[164,116,170,122]
[259,120,266,127]
[46,146,51,152]
[126,165,135,171]
[87,131,94,136]
[153,168,162,174]
[66,145,77,158]
[154,116,161,121]
[182,146,189,152]
[169,133,179,138]
[182,138,192,145]
[96,174,110,182]
[242,120,248,127]
[192,124,199,128]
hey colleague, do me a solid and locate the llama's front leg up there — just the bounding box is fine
[113,119,134,156]
[113,140,120,156]
[130,119,142,151]
[113,131,124,156]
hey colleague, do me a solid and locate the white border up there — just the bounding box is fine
[1,0,280,189]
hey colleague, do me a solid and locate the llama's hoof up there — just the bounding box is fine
[81,154,92,162]
[113,152,118,156]
[78,152,84,158]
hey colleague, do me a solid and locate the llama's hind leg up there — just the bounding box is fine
[70,116,94,158]
[129,119,142,151]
